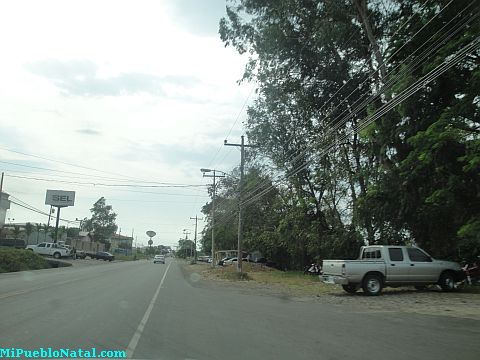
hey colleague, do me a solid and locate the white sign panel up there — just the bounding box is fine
[45,190,76,207]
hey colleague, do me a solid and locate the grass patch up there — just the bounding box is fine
[249,270,336,295]
[221,271,252,281]
[0,248,51,273]
[115,253,149,261]
[200,262,338,295]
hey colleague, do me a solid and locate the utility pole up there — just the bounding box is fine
[131,229,134,256]
[201,169,226,267]
[0,172,4,195]
[190,215,203,264]
[183,229,191,258]
[225,135,255,273]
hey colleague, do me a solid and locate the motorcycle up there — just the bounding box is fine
[304,263,322,275]
[463,256,480,286]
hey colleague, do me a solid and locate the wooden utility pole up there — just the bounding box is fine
[224,136,255,273]
[202,169,225,267]
[190,215,203,263]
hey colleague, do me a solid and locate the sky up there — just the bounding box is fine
[0,0,253,248]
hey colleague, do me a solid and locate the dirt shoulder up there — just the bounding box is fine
[179,260,480,320]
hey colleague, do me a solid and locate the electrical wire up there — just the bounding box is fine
[241,35,480,208]
[4,174,207,188]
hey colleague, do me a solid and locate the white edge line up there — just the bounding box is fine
[126,261,172,358]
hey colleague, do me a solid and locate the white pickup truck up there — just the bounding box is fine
[320,245,464,295]
[26,242,71,259]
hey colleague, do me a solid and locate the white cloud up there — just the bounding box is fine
[0,0,252,247]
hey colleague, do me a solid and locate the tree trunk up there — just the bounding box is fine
[353,0,387,82]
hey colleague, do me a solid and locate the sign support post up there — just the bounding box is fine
[54,206,61,243]
[45,190,76,243]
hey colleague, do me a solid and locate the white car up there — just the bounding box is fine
[153,255,165,264]
[26,242,71,259]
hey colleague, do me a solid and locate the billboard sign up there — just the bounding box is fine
[45,190,75,207]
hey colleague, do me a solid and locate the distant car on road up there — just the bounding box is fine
[154,255,165,264]
[89,251,115,261]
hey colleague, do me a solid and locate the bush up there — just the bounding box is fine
[115,253,148,261]
[0,248,51,273]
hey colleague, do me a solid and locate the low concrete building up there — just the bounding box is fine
[68,231,105,252]
[109,233,133,255]
[0,192,11,227]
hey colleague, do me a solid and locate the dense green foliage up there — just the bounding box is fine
[199,0,480,268]
[0,248,51,273]
[84,197,118,249]
[176,239,196,258]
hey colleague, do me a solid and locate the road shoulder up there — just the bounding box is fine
[178,260,480,320]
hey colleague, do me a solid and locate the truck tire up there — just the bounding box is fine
[362,274,383,296]
[342,284,358,294]
[53,252,61,259]
[439,272,455,292]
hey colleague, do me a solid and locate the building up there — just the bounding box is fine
[109,233,133,255]
[68,231,105,252]
[0,192,11,227]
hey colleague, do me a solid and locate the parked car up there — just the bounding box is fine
[218,257,232,266]
[224,257,249,265]
[153,255,165,264]
[75,250,86,259]
[89,251,115,261]
[26,242,71,259]
[321,245,465,296]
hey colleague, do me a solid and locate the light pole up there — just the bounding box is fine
[201,168,227,267]
[183,229,191,258]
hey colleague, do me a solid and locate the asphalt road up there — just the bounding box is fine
[0,259,479,360]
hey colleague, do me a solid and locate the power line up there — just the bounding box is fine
[0,159,205,185]
[4,174,207,188]
[6,174,209,197]
[9,196,78,224]
[240,0,456,201]
[242,35,480,207]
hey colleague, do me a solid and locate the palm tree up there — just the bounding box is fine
[42,223,49,241]
[35,223,42,244]
[13,225,21,248]
[25,222,34,245]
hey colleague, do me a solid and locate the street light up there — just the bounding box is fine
[201,168,227,267]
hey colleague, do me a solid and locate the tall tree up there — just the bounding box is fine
[357,0,480,259]
[84,197,118,245]
[218,0,480,264]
